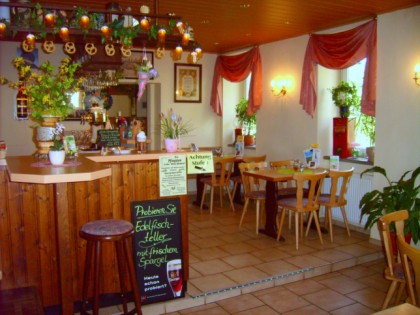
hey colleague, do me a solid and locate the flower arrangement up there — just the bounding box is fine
[50,123,65,151]
[0,57,84,122]
[160,108,191,139]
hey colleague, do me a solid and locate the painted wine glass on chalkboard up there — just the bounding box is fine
[167,259,183,297]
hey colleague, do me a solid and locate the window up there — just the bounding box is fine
[344,59,376,150]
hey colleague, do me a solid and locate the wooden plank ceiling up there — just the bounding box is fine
[32,0,420,53]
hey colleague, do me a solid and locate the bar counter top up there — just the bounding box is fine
[6,155,111,184]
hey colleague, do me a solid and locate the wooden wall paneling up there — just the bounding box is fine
[54,182,74,315]
[146,161,159,198]
[21,183,41,292]
[134,162,148,201]
[8,181,27,287]
[0,169,12,288]
[122,163,135,222]
[35,183,59,306]
[111,164,125,220]
[67,181,83,299]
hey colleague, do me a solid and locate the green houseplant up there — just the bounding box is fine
[235,98,256,146]
[330,81,359,118]
[359,166,420,244]
[1,56,84,122]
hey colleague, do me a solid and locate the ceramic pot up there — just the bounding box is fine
[36,116,61,156]
[164,138,178,153]
[48,150,65,165]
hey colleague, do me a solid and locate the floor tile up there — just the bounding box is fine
[223,266,270,284]
[303,288,355,311]
[330,302,375,315]
[346,287,386,310]
[221,253,263,268]
[257,289,310,313]
[190,259,234,276]
[284,278,327,295]
[319,275,367,294]
[216,294,265,313]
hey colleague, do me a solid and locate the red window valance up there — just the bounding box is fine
[210,47,262,116]
[300,20,377,117]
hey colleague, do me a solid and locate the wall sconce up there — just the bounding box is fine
[271,79,288,96]
[414,64,420,86]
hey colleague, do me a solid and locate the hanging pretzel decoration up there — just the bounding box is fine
[21,40,34,52]
[155,47,165,59]
[42,41,56,53]
[104,44,115,56]
[120,46,132,57]
[64,42,76,54]
[85,43,98,56]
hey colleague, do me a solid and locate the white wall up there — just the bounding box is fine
[0,44,219,155]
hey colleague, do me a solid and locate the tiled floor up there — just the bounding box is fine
[79,194,402,315]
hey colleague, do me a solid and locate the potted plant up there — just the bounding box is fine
[48,123,66,165]
[1,56,84,155]
[359,166,420,244]
[8,56,84,122]
[235,98,256,146]
[349,99,376,161]
[330,81,359,118]
[160,108,191,152]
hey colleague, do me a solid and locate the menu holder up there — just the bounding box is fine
[97,129,121,147]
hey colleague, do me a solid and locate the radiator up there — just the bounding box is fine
[321,173,372,227]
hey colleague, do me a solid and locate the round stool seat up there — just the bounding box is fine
[79,219,142,315]
[80,219,134,241]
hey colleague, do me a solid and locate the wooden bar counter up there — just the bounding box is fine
[0,151,190,314]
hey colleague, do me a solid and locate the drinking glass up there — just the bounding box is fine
[166,259,183,297]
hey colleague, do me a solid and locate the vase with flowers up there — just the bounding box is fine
[160,108,191,153]
[48,123,66,165]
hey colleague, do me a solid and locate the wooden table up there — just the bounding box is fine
[244,167,326,239]
[372,303,420,314]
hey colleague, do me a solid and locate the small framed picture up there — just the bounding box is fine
[308,161,317,169]
[174,63,202,103]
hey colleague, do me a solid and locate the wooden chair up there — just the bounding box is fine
[200,156,236,214]
[318,167,354,242]
[377,209,409,310]
[397,233,420,306]
[270,160,298,228]
[276,171,327,250]
[231,155,266,198]
[238,161,267,234]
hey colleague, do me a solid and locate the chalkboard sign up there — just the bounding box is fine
[97,129,121,147]
[131,198,185,305]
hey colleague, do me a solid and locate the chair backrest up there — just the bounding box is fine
[243,155,267,163]
[397,233,420,305]
[293,171,327,212]
[269,160,293,168]
[210,156,236,186]
[326,167,354,205]
[270,160,295,188]
[239,161,267,195]
[377,210,409,277]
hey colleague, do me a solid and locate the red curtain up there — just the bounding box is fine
[300,20,377,117]
[210,47,262,116]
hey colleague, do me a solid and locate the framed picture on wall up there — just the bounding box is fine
[121,49,154,78]
[174,63,202,103]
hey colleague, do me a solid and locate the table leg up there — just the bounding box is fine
[54,183,74,315]
[259,181,283,240]
[193,173,208,209]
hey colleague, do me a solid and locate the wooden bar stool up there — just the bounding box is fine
[79,219,142,315]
